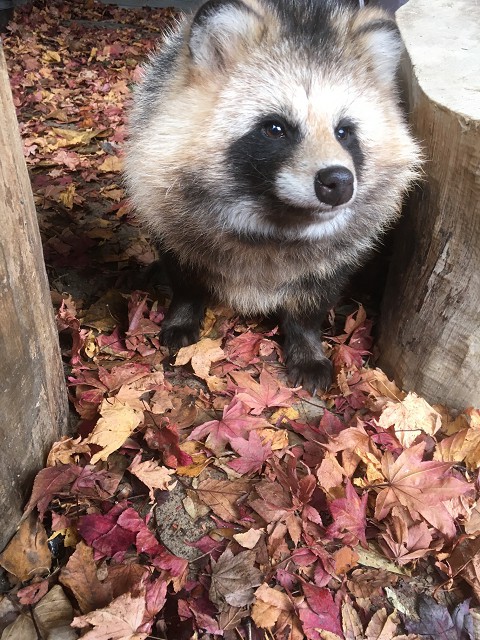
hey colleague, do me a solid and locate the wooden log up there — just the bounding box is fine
[377,0,480,410]
[0,45,68,551]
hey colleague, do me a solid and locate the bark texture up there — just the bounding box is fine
[0,44,68,550]
[378,0,480,410]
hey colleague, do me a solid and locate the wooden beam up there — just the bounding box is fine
[0,44,68,550]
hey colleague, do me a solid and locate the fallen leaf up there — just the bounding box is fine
[86,397,143,464]
[59,542,112,614]
[227,430,272,475]
[377,392,441,448]
[0,514,51,581]
[233,528,264,549]
[374,442,471,538]
[97,154,123,173]
[175,337,224,382]
[404,595,474,640]
[231,368,294,415]
[197,478,252,522]
[209,548,263,610]
[72,590,148,640]
[128,453,177,500]
[365,608,400,640]
[189,398,268,455]
[326,480,368,547]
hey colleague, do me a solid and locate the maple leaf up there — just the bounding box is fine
[59,542,112,614]
[0,514,51,582]
[379,515,434,565]
[227,431,272,475]
[404,595,474,640]
[377,392,442,447]
[188,398,268,455]
[128,453,177,500]
[231,368,294,415]
[326,480,368,548]
[24,464,82,518]
[86,397,143,464]
[78,505,138,561]
[72,590,148,640]
[298,583,343,639]
[374,442,472,538]
[174,336,225,384]
[209,548,263,610]
[251,583,293,630]
[365,608,401,639]
[196,477,252,522]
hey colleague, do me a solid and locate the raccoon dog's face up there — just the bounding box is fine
[128,0,420,244]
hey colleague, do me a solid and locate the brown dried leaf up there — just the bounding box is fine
[197,478,252,522]
[209,548,263,610]
[341,599,363,640]
[365,608,400,639]
[59,542,112,614]
[0,514,51,581]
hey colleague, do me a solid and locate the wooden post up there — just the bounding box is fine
[0,44,68,550]
[377,0,480,410]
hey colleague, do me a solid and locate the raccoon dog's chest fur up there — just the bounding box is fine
[125,0,421,392]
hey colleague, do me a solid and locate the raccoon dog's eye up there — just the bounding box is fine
[262,121,286,139]
[335,125,352,142]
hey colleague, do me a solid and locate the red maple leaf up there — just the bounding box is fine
[188,398,268,454]
[298,584,343,639]
[326,479,368,547]
[227,431,272,475]
[374,442,472,538]
[231,368,295,415]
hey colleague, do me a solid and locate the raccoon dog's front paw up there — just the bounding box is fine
[286,355,333,395]
[160,301,204,351]
[160,321,201,351]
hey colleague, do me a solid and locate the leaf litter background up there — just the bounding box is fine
[1,2,480,639]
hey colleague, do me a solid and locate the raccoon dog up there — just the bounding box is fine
[125,0,421,392]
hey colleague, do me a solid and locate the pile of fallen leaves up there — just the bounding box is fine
[1,2,480,639]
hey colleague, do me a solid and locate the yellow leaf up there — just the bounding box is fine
[377,392,441,447]
[175,337,224,381]
[270,406,299,424]
[43,50,61,63]
[51,127,102,147]
[176,441,211,477]
[58,183,76,209]
[87,398,143,464]
[47,436,91,466]
[98,155,123,173]
[258,427,289,450]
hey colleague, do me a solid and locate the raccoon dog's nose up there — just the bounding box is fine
[314,166,354,207]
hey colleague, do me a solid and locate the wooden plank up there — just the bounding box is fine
[377,0,480,410]
[0,44,68,550]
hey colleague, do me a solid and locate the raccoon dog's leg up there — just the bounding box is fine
[160,250,207,351]
[280,308,333,394]
[280,272,350,393]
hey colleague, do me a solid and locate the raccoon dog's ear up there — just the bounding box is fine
[353,12,404,85]
[189,0,264,69]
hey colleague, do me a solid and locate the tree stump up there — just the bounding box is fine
[0,45,68,551]
[377,0,480,410]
